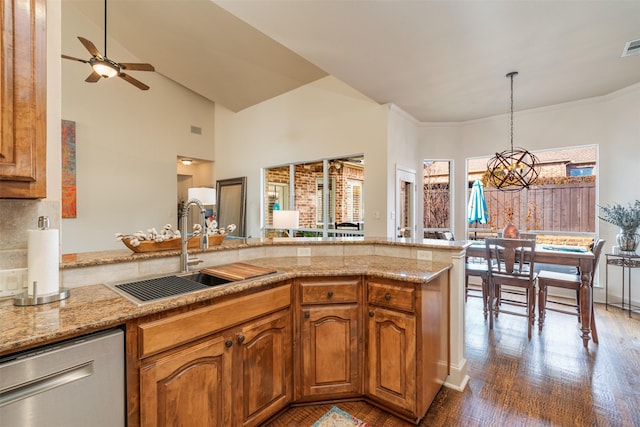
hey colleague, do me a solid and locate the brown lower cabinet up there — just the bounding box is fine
[366,304,417,414]
[296,276,363,401]
[129,284,292,427]
[366,275,450,424]
[235,309,292,426]
[127,272,449,426]
[140,333,234,426]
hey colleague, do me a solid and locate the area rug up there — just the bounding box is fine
[311,406,371,427]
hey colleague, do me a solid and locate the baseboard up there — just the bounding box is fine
[444,358,469,392]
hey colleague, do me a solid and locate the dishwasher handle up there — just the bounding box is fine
[0,361,93,407]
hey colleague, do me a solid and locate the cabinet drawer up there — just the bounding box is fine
[300,279,359,304]
[367,280,415,313]
[138,284,291,358]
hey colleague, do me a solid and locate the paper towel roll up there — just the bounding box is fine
[27,229,60,296]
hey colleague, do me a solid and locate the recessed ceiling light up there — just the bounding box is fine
[181,159,193,166]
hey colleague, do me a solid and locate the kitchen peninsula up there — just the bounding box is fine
[0,238,469,425]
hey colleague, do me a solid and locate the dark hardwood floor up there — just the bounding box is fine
[265,295,640,426]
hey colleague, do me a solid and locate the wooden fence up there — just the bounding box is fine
[476,182,596,233]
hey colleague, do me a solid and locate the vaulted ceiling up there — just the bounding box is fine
[64,0,640,122]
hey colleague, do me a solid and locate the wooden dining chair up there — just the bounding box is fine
[537,238,605,343]
[465,260,490,318]
[485,237,538,339]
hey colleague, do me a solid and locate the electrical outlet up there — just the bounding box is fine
[417,250,432,261]
[0,268,28,298]
[297,247,311,257]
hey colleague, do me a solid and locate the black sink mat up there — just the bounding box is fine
[115,275,208,302]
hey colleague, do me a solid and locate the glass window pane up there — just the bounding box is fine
[468,146,596,237]
[263,155,364,237]
[423,160,452,233]
[265,166,290,227]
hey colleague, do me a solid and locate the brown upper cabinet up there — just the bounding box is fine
[0,0,47,199]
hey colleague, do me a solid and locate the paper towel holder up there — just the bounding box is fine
[14,217,71,306]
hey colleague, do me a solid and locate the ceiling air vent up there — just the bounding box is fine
[622,39,640,57]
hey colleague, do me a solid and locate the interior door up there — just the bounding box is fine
[396,167,416,238]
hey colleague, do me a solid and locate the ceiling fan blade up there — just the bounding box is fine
[62,54,89,64]
[119,73,150,90]
[85,71,102,83]
[77,36,103,58]
[119,63,155,72]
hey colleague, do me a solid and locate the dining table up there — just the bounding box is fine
[466,241,596,347]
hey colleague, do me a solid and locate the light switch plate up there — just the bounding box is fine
[0,268,28,298]
[417,250,432,261]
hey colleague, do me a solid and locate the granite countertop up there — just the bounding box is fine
[59,236,469,269]
[0,255,451,356]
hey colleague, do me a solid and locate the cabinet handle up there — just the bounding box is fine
[304,312,310,319]
[238,335,245,344]
[327,291,334,298]
[385,293,391,301]
[225,340,233,348]
[368,311,374,317]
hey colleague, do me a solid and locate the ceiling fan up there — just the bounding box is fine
[61,0,155,90]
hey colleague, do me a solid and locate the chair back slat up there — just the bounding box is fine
[485,238,536,281]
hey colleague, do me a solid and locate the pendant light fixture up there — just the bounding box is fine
[486,71,539,191]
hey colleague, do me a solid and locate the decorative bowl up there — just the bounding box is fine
[208,234,227,246]
[122,236,200,253]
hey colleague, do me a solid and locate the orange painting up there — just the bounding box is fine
[62,120,76,218]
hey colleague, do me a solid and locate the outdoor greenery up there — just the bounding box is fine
[599,200,640,232]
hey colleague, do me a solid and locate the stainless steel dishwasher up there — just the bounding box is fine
[0,328,125,427]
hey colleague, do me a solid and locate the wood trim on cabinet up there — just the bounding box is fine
[367,278,416,313]
[138,284,291,358]
[299,277,360,304]
[0,0,47,198]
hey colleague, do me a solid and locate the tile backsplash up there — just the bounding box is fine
[0,199,60,270]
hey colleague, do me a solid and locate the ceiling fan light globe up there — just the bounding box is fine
[90,58,119,78]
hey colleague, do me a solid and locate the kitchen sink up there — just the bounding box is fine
[111,262,278,305]
[177,271,234,287]
[113,272,234,305]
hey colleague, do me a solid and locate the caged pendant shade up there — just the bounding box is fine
[486,72,540,192]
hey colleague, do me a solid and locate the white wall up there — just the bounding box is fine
[60,2,216,253]
[214,76,389,238]
[387,105,421,237]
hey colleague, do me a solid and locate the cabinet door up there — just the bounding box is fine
[140,334,233,427]
[0,0,47,198]
[300,304,361,399]
[366,305,417,413]
[235,309,292,427]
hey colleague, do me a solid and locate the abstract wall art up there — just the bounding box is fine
[62,120,76,218]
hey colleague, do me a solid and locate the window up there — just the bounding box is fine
[315,178,336,225]
[264,165,290,227]
[467,146,597,238]
[346,180,363,222]
[567,165,594,177]
[423,160,452,237]
[263,155,364,237]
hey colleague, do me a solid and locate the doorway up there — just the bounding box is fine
[396,167,416,238]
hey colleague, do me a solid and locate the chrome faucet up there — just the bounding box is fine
[180,198,205,273]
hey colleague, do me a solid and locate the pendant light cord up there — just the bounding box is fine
[510,73,514,153]
[507,71,518,153]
